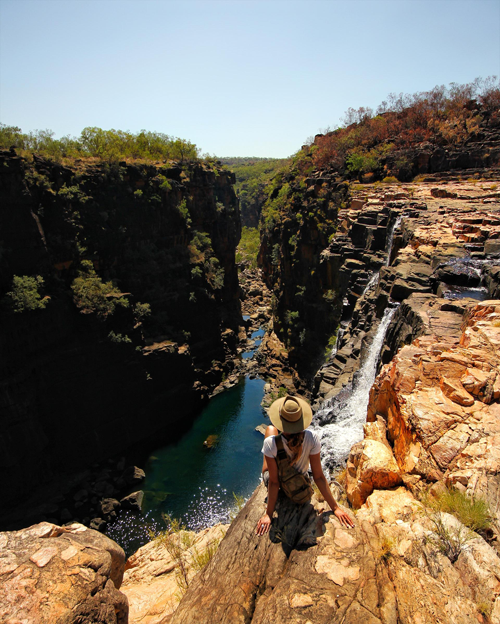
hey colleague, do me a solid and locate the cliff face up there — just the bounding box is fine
[0,151,241,513]
[258,159,350,378]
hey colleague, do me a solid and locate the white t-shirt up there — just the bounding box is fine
[262,429,321,475]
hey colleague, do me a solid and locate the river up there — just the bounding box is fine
[106,375,266,556]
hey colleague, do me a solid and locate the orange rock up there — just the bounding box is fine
[346,439,402,508]
[440,376,474,406]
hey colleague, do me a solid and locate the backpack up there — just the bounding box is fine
[275,434,314,504]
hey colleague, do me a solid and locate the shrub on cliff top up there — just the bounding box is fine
[0,124,200,164]
[4,275,48,313]
[311,76,500,176]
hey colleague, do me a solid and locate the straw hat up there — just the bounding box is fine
[268,395,313,433]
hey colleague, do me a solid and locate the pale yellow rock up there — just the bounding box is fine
[461,367,489,397]
[334,528,358,550]
[29,546,58,568]
[122,523,227,624]
[364,488,423,525]
[315,555,360,586]
[346,438,402,508]
[290,593,314,608]
[60,544,80,561]
[440,376,474,406]
[429,423,472,469]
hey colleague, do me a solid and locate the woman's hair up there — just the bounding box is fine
[283,431,305,465]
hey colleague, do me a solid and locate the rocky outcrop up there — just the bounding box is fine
[161,481,500,623]
[151,297,500,624]
[361,299,500,513]
[121,524,227,624]
[315,178,500,407]
[0,151,241,520]
[0,522,127,623]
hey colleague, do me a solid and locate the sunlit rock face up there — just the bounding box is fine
[366,299,500,515]
[0,522,128,624]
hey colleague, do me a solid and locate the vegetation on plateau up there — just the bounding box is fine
[306,76,500,180]
[0,125,200,164]
[256,76,499,373]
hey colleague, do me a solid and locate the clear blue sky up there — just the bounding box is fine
[1,0,499,157]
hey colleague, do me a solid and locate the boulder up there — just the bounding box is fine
[346,439,402,508]
[0,522,127,623]
[100,498,121,518]
[123,466,146,486]
[120,491,144,511]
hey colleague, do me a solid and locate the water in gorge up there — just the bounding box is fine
[106,375,266,556]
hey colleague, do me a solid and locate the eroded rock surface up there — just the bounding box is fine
[0,522,127,623]
[365,299,500,519]
[121,524,227,624]
[163,482,498,623]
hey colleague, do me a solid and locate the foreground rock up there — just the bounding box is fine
[121,524,227,624]
[163,482,497,623]
[0,522,127,623]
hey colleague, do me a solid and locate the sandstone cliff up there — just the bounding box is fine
[0,151,241,519]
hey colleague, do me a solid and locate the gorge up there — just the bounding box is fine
[2,83,500,623]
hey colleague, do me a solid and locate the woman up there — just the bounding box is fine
[256,395,354,536]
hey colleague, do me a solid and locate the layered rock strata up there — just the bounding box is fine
[314,179,500,408]
[348,298,500,514]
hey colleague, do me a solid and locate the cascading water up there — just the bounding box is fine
[330,322,348,358]
[313,212,403,472]
[312,305,398,472]
[384,215,402,267]
[362,271,380,296]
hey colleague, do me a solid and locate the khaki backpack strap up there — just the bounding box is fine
[275,434,288,462]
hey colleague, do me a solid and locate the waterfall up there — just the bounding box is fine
[312,305,398,472]
[384,215,402,267]
[362,271,379,296]
[330,322,348,358]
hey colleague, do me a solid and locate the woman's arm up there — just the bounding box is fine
[256,456,279,536]
[310,453,355,528]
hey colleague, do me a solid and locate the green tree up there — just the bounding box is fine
[4,275,48,312]
[71,260,129,318]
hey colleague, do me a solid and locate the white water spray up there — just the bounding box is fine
[362,271,380,296]
[312,305,398,471]
[384,216,402,267]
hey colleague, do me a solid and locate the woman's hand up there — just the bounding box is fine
[256,513,272,536]
[334,507,355,528]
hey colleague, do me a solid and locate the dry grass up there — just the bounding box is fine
[378,535,396,561]
[429,487,492,532]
